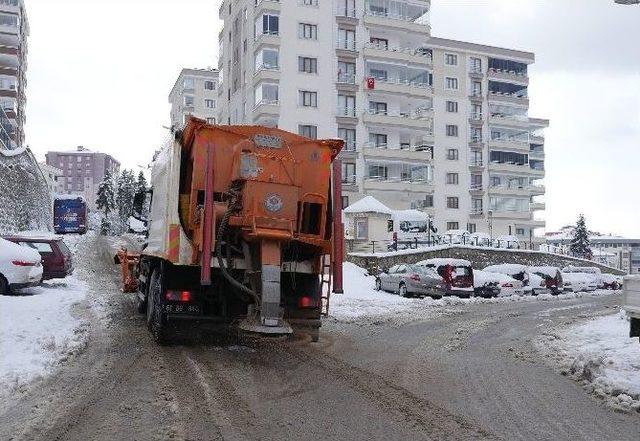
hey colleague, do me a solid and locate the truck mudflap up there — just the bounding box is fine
[630,318,640,339]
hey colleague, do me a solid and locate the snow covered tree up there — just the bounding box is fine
[133,171,148,216]
[570,214,591,258]
[116,169,136,222]
[96,169,116,234]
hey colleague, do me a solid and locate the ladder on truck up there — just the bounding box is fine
[319,254,332,316]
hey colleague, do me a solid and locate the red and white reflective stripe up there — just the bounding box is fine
[12,260,37,267]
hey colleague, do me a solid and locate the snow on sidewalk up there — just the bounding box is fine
[539,312,640,413]
[0,276,89,395]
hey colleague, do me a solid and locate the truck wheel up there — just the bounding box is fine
[375,278,382,291]
[146,269,168,345]
[0,275,9,296]
[399,283,409,298]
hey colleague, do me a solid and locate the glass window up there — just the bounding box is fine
[369,101,387,114]
[355,218,368,240]
[370,37,388,49]
[447,149,459,160]
[257,14,279,35]
[338,28,356,50]
[254,83,278,105]
[338,61,356,83]
[204,81,216,90]
[446,101,458,113]
[256,48,279,70]
[299,90,318,107]
[341,196,349,209]
[205,99,216,108]
[447,221,459,230]
[298,124,318,139]
[298,57,318,74]
[184,95,194,106]
[298,23,318,40]
[446,173,459,185]
[338,127,356,151]
[206,117,216,124]
[447,197,459,209]
[368,133,387,147]
[467,223,477,233]
[445,53,458,66]
[183,77,194,89]
[470,57,482,73]
[445,77,458,90]
[342,162,356,183]
[446,125,458,137]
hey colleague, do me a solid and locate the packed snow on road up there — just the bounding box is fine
[0,276,89,396]
[539,311,640,413]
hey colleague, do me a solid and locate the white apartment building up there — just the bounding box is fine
[0,0,28,150]
[38,161,63,196]
[169,68,219,129]
[216,0,547,244]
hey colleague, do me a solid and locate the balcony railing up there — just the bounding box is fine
[255,30,279,41]
[489,113,529,123]
[365,108,433,121]
[363,142,434,155]
[470,184,484,191]
[470,159,484,167]
[336,107,357,117]
[469,135,483,143]
[256,0,280,5]
[336,38,357,51]
[469,113,483,121]
[488,67,527,77]
[254,99,279,108]
[342,174,357,184]
[363,42,432,61]
[488,90,528,99]
[369,76,433,91]
[470,209,484,216]
[529,150,545,159]
[469,67,483,75]
[342,141,356,151]
[337,72,356,84]
[469,90,483,98]
[490,136,529,144]
[363,8,430,25]
[254,63,279,73]
[365,175,432,184]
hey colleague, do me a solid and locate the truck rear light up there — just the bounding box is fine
[298,296,316,309]
[12,260,37,267]
[410,273,421,281]
[165,290,193,302]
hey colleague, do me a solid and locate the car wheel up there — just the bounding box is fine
[146,269,168,345]
[375,278,382,291]
[0,275,9,296]
[399,283,409,298]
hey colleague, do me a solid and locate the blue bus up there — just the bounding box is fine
[53,196,88,234]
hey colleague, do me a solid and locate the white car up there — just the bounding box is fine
[529,273,550,295]
[561,272,597,292]
[483,264,533,295]
[473,269,523,297]
[0,237,43,295]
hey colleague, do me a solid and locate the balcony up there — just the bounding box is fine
[488,210,533,220]
[469,136,484,149]
[363,42,432,66]
[469,183,484,193]
[468,113,483,126]
[336,107,358,124]
[529,149,545,160]
[468,66,483,79]
[488,90,529,106]
[488,67,529,85]
[364,76,433,98]
[340,141,357,154]
[255,31,280,47]
[488,137,530,152]
[469,159,484,169]
[253,99,280,119]
[363,142,434,162]
[362,108,433,132]
[488,113,530,129]
[530,202,546,211]
[336,38,358,57]
[363,7,430,34]
[364,176,434,193]
[487,161,535,175]
[336,73,358,92]
[255,0,281,14]
[253,64,280,82]
[470,208,484,217]
[342,174,358,190]
[336,6,358,24]
[530,184,545,195]
[468,90,483,102]
[530,134,545,144]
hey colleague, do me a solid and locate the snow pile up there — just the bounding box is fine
[0,276,89,395]
[343,196,392,215]
[128,216,146,233]
[540,311,640,413]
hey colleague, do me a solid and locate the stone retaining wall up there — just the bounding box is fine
[348,246,625,276]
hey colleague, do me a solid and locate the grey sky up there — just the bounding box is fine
[24,0,640,236]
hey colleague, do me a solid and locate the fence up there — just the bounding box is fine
[347,235,538,254]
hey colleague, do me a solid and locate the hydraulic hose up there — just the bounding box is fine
[215,183,261,310]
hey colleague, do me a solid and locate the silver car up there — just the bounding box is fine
[375,264,444,298]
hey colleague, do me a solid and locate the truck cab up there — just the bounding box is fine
[624,275,640,341]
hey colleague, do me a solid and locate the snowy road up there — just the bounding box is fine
[0,235,638,440]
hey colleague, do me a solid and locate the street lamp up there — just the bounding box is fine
[488,210,493,241]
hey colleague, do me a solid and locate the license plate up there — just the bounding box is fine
[165,304,201,315]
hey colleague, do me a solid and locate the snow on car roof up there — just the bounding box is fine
[484,264,528,274]
[8,230,63,241]
[528,266,560,277]
[562,265,602,274]
[417,258,472,267]
[0,237,41,261]
[473,269,515,287]
[343,196,392,215]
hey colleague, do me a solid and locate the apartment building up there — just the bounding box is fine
[45,147,121,209]
[216,0,547,243]
[38,161,63,196]
[169,68,219,129]
[0,0,28,150]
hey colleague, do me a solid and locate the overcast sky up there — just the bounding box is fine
[24,0,640,237]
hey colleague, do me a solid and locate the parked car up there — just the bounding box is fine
[472,269,515,298]
[529,273,549,295]
[561,272,598,292]
[483,264,533,296]
[600,274,622,290]
[0,237,43,295]
[562,266,604,288]
[416,258,474,298]
[2,233,73,280]
[528,266,563,295]
[375,264,444,298]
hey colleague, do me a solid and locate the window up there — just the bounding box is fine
[298,57,318,74]
[204,81,216,90]
[446,125,458,137]
[445,77,459,90]
[471,103,482,118]
[341,196,349,209]
[470,57,482,73]
[338,28,356,50]
[369,133,387,148]
[472,198,483,213]
[447,197,459,209]
[257,14,279,36]
[298,124,318,139]
[369,68,387,81]
[467,223,477,233]
[338,127,356,151]
[338,94,356,116]
[471,174,483,189]
[299,90,318,107]
[184,95,194,106]
[446,101,458,113]
[256,48,279,69]
[369,101,387,114]
[446,173,459,185]
[355,218,368,240]
[447,149,459,160]
[445,53,458,66]
[338,61,356,83]
[206,117,216,124]
[489,150,528,165]
[298,23,318,40]
[183,77,194,89]
[471,127,482,142]
[516,228,526,236]
[342,162,356,183]
[471,81,482,96]
[411,195,433,209]
[254,83,278,105]
[370,37,388,49]
[303,0,319,5]
[447,221,459,230]
[205,99,216,108]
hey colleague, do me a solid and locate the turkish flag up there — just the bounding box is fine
[367,77,375,89]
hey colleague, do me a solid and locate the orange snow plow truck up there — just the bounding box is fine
[135,118,344,343]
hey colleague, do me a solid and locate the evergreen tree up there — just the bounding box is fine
[570,214,591,258]
[96,169,116,234]
[133,171,148,216]
[116,169,136,224]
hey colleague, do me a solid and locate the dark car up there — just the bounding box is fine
[2,234,73,280]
